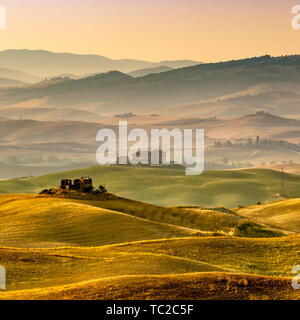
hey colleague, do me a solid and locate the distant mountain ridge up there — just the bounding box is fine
[0,78,27,88]
[0,67,41,83]
[1,54,300,120]
[0,49,201,77]
[129,66,173,78]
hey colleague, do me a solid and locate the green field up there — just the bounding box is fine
[0,166,300,207]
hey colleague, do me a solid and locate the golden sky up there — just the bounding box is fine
[0,0,299,62]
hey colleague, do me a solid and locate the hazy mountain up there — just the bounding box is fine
[0,67,41,83]
[0,112,298,144]
[204,112,300,140]
[2,55,300,118]
[150,112,300,142]
[158,60,200,68]
[0,116,10,121]
[0,78,27,88]
[0,105,104,122]
[129,66,173,78]
[0,162,94,180]
[128,61,200,78]
[161,89,300,119]
[229,112,300,127]
[0,119,106,144]
[0,49,201,78]
[54,73,84,80]
[267,130,300,142]
[0,111,299,173]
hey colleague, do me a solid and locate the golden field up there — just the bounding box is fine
[0,193,299,299]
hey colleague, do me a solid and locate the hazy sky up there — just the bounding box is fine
[0,0,299,62]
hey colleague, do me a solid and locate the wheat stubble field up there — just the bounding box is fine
[0,170,299,300]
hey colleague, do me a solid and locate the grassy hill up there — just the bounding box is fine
[0,235,299,299]
[234,198,300,233]
[0,189,298,299]
[1,166,300,208]
[0,167,299,300]
[0,194,283,250]
[0,162,94,180]
[1,273,298,300]
[0,194,203,248]
[258,163,300,175]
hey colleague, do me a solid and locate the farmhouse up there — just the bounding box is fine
[60,177,93,192]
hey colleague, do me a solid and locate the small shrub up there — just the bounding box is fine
[234,221,283,238]
[98,185,107,193]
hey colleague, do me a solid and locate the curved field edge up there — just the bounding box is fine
[0,235,299,292]
[0,194,202,248]
[0,273,298,300]
[0,194,284,250]
[234,198,300,233]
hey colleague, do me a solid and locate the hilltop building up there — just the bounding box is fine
[60,177,93,192]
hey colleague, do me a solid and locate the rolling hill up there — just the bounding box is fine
[0,194,283,249]
[0,67,41,83]
[0,78,27,88]
[0,166,300,208]
[258,163,300,175]
[0,233,299,299]
[234,198,300,233]
[1,112,298,143]
[1,273,298,300]
[162,90,300,119]
[0,162,95,180]
[0,184,298,299]
[204,112,300,140]
[0,194,202,248]
[0,114,299,181]
[147,112,300,142]
[1,51,300,300]
[128,66,173,77]
[1,55,300,118]
[0,106,103,122]
[0,119,105,143]
[0,112,299,157]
